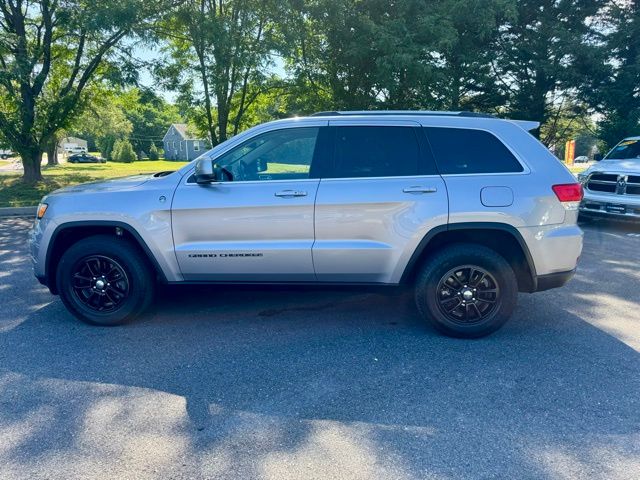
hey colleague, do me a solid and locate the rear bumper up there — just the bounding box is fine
[535,268,576,292]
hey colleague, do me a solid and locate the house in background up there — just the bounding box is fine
[163,124,208,161]
[58,136,88,154]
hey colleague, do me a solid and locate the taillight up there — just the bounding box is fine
[552,183,583,210]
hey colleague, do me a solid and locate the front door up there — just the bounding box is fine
[172,125,326,281]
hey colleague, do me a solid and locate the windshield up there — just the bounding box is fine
[604,139,640,160]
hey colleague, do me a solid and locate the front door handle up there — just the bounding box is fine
[275,190,307,198]
[403,186,438,194]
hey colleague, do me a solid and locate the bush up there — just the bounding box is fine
[111,139,136,163]
[148,143,160,160]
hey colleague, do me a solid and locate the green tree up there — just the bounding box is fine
[156,0,281,145]
[72,90,134,158]
[112,139,136,163]
[148,143,160,160]
[581,0,640,148]
[117,88,181,154]
[540,100,596,158]
[491,0,601,135]
[281,0,514,112]
[0,0,176,182]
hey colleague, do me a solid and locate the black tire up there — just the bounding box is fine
[56,235,155,326]
[0,154,7,159]
[415,243,517,338]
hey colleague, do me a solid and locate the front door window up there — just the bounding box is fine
[214,127,319,182]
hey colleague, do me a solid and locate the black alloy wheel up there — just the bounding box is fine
[71,255,130,313]
[435,265,499,325]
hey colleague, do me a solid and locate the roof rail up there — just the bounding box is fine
[309,110,496,119]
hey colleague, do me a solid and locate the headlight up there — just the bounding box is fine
[36,203,48,219]
[576,173,587,183]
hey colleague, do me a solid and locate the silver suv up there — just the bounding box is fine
[30,111,584,338]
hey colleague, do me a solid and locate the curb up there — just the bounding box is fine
[0,206,37,217]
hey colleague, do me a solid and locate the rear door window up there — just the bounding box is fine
[424,127,523,174]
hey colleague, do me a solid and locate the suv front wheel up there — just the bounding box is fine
[56,235,155,326]
[415,244,517,338]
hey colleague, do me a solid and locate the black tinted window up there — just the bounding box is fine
[425,127,523,174]
[605,139,640,160]
[332,126,420,178]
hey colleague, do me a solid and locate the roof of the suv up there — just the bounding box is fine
[310,110,496,118]
[306,110,540,131]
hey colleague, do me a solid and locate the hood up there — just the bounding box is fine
[48,174,153,196]
[584,159,640,175]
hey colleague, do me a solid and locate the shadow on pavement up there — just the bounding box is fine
[1,217,639,478]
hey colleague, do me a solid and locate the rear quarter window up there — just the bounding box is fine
[424,127,523,174]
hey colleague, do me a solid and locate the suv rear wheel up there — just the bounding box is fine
[415,243,517,338]
[56,235,155,326]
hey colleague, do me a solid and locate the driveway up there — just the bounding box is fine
[0,217,639,479]
[0,155,65,173]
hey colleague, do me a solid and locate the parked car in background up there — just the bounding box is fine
[30,111,583,338]
[574,155,589,163]
[0,149,14,159]
[65,146,88,154]
[67,153,106,164]
[578,136,640,220]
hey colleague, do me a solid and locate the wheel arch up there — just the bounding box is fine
[400,222,537,293]
[45,221,167,294]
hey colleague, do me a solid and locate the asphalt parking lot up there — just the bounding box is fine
[0,216,639,479]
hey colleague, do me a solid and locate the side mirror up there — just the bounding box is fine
[593,153,603,161]
[194,158,218,184]
[194,158,233,184]
[256,159,268,173]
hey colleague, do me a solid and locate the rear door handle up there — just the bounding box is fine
[275,190,307,197]
[403,186,438,194]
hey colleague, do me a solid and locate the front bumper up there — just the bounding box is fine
[580,192,640,220]
[579,203,640,220]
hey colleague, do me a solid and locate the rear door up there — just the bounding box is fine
[312,120,449,284]
[172,124,328,281]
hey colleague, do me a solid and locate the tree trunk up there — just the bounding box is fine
[22,150,43,183]
[47,140,58,166]
[218,107,229,143]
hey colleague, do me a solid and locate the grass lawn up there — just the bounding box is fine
[0,160,188,208]
[567,163,590,174]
